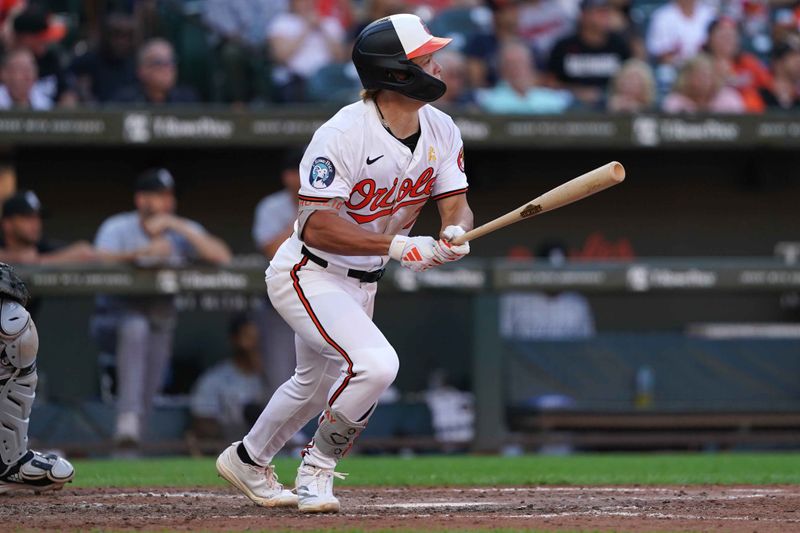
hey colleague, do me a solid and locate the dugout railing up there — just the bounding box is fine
[15,256,800,454]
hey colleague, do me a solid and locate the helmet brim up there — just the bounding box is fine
[406,36,452,59]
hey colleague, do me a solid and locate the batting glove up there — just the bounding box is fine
[432,225,470,263]
[389,235,440,272]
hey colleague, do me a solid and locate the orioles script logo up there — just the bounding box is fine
[346,167,436,224]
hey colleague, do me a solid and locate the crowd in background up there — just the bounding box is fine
[0,0,798,112]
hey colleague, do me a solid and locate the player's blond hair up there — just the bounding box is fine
[360,89,381,101]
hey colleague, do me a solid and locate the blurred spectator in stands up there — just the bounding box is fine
[433,49,477,110]
[0,47,51,109]
[0,0,24,48]
[252,149,301,398]
[606,58,657,112]
[476,41,573,113]
[318,0,355,30]
[518,0,575,67]
[349,0,407,41]
[253,149,301,265]
[111,38,199,105]
[202,0,285,104]
[267,0,346,102]
[464,0,520,88]
[546,0,630,108]
[770,7,800,59]
[646,0,716,65]
[646,0,716,95]
[760,38,800,110]
[662,53,745,113]
[69,12,138,104]
[736,0,771,59]
[0,190,97,264]
[424,368,474,452]
[704,16,771,113]
[0,163,16,212]
[94,168,231,450]
[8,4,77,106]
[499,242,596,341]
[190,314,267,443]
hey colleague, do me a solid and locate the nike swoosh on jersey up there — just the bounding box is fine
[366,155,384,165]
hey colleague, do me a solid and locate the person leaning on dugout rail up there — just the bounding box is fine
[0,190,98,265]
[92,167,232,452]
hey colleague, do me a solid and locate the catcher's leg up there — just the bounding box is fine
[0,297,74,493]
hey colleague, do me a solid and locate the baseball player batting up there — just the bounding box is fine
[216,14,473,513]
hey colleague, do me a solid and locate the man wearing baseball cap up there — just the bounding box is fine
[93,168,231,450]
[9,4,77,105]
[0,190,97,264]
[546,0,630,107]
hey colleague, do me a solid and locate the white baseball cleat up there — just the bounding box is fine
[216,442,298,508]
[0,450,75,494]
[295,463,347,513]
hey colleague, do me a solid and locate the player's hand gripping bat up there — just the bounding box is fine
[449,161,626,246]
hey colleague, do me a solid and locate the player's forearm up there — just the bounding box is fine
[302,211,394,256]
[190,235,232,265]
[171,219,232,265]
[37,242,97,264]
[261,223,295,260]
[437,195,474,237]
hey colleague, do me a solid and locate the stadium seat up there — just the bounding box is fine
[427,6,492,51]
[305,63,362,104]
[629,0,668,35]
[158,0,213,100]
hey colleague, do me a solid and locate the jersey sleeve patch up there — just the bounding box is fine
[457,145,465,173]
[309,157,336,189]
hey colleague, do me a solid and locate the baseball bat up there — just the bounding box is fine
[450,161,625,246]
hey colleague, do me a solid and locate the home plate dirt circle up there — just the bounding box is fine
[1,485,798,532]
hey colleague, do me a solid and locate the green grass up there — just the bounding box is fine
[71,452,800,488]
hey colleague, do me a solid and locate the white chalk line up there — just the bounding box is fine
[105,491,240,499]
[506,510,798,523]
[379,486,792,495]
[366,502,505,509]
[49,488,797,526]
[98,487,794,500]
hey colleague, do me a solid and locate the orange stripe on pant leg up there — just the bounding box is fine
[290,256,355,407]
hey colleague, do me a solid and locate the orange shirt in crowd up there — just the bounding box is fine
[727,52,773,113]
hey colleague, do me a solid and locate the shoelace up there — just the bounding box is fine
[311,469,348,481]
[307,468,348,494]
[261,464,284,489]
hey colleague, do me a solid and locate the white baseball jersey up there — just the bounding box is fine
[295,98,468,271]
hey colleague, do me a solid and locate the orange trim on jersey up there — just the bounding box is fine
[298,194,334,203]
[290,256,355,407]
[431,187,468,201]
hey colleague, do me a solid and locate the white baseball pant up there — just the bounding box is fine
[242,241,398,469]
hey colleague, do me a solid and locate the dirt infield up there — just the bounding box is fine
[1,485,799,532]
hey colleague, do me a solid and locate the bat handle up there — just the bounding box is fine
[450,229,477,246]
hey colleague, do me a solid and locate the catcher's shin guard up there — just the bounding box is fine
[0,298,39,467]
[0,366,37,468]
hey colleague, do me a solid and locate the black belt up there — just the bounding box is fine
[301,246,385,283]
